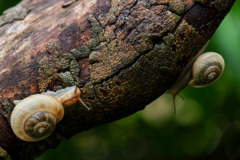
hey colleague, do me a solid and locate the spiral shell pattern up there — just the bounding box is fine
[188,52,225,88]
[24,112,57,139]
[10,94,64,141]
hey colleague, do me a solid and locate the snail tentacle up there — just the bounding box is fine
[167,41,210,113]
[78,97,90,111]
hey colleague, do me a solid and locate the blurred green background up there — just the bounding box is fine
[1,1,240,160]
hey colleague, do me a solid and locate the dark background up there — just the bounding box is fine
[1,1,240,160]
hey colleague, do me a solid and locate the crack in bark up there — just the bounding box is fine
[89,1,198,86]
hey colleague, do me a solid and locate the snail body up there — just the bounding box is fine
[41,85,89,109]
[167,41,225,113]
[11,85,89,142]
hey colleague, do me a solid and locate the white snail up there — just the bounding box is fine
[167,41,225,113]
[10,85,90,142]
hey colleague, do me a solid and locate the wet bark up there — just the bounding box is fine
[0,0,235,159]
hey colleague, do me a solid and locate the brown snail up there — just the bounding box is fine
[167,41,225,113]
[10,85,90,142]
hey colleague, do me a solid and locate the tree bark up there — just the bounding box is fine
[0,0,235,159]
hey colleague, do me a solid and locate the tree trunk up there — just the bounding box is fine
[0,0,235,159]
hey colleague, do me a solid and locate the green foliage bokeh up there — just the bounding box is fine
[1,1,240,160]
[0,0,20,14]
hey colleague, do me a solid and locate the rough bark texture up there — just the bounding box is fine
[0,0,235,159]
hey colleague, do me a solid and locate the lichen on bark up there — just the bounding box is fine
[0,146,11,160]
[38,41,83,91]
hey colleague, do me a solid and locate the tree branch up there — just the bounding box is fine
[0,0,235,159]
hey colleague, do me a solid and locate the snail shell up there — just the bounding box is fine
[188,52,225,88]
[167,41,225,113]
[11,85,89,142]
[11,94,64,141]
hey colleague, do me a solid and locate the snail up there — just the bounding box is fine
[167,41,225,113]
[10,85,90,142]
